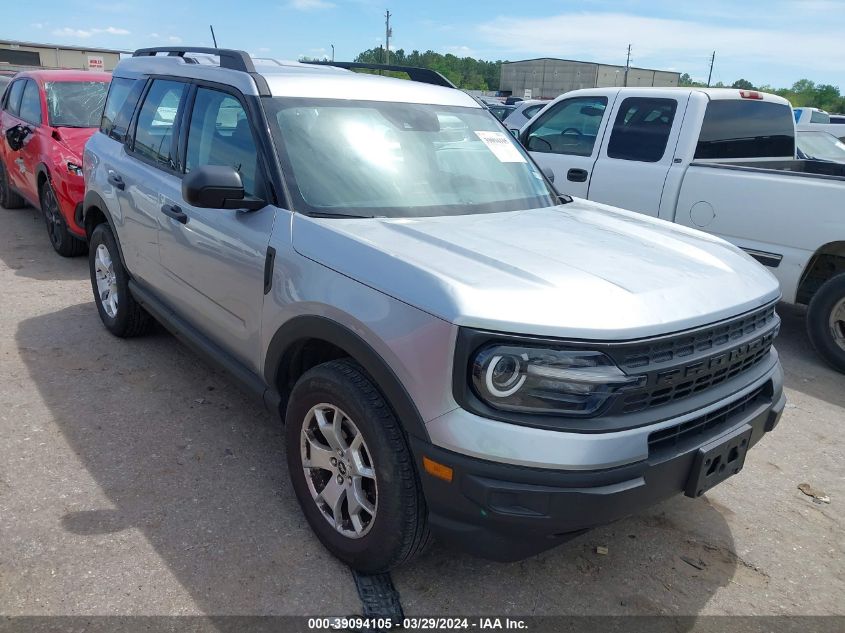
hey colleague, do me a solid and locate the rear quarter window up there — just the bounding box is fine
[695,100,795,159]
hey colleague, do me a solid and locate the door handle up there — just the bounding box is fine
[161,203,188,224]
[567,168,588,182]
[107,173,125,190]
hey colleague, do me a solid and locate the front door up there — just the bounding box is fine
[3,78,44,202]
[523,93,613,197]
[156,85,277,370]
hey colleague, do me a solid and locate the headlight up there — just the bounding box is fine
[67,161,83,177]
[471,344,644,417]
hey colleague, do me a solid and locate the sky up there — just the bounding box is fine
[5,0,844,89]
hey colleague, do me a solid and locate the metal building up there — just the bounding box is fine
[0,40,124,72]
[500,58,680,99]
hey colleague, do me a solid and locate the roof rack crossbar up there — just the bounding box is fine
[311,61,456,89]
[132,47,256,74]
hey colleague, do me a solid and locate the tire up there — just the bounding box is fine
[286,359,430,572]
[807,272,845,373]
[88,222,153,338]
[40,180,86,257]
[0,161,25,209]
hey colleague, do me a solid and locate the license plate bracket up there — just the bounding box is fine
[684,424,753,498]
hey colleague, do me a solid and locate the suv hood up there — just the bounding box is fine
[292,200,780,340]
[50,126,97,159]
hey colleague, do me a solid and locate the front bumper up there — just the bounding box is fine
[412,361,785,561]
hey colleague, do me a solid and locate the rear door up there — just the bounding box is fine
[522,93,612,197]
[588,92,689,215]
[155,84,277,369]
[120,78,189,283]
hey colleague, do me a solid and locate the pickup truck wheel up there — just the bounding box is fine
[807,273,845,373]
[88,223,153,338]
[0,162,25,209]
[40,181,86,257]
[286,359,430,572]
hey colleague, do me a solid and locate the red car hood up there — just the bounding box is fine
[50,126,97,160]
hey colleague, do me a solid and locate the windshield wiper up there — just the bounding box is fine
[307,211,373,219]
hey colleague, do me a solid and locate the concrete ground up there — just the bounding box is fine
[1,203,842,618]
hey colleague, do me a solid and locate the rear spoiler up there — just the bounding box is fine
[311,61,456,89]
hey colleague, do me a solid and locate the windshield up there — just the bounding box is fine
[265,98,557,218]
[45,81,109,128]
[797,131,845,161]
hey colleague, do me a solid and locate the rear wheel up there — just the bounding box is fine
[88,223,153,338]
[286,359,430,572]
[0,162,25,209]
[807,272,845,373]
[41,180,86,257]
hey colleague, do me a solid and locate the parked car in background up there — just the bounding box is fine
[797,130,845,163]
[521,88,845,372]
[83,48,784,571]
[794,107,845,141]
[487,103,514,122]
[502,99,550,131]
[0,70,110,256]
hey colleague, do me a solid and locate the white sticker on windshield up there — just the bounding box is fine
[474,131,526,163]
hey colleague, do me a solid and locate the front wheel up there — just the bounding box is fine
[807,272,845,373]
[88,223,153,338]
[285,359,430,572]
[41,180,86,257]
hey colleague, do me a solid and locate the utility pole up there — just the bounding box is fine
[331,44,335,61]
[624,43,631,87]
[384,10,392,65]
[209,25,218,48]
[707,51,716,87]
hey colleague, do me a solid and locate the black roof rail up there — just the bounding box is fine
[131,47,270,96]
[311,61,456,89]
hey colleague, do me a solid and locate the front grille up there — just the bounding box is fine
[619,304,776,370]
[607,304,779,415]
[647,383,769,454]
[621,330,776,413]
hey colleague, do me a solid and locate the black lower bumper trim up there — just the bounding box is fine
[412,385,785,562]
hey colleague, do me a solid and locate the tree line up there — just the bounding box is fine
[681,74,844,113]
[302,48,843,112]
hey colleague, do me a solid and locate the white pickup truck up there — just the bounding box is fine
[794,107,845,141]
[520,88,845,372]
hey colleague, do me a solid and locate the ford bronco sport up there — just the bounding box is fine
[83,48,786,572]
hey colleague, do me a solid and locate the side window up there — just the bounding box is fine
[18,80,42,125]
[5,80,26,117]
[523,104,544,119]
[524,96,607,156]
[185,87,261,196]
[132,80,186,169]
[607,97,677,163]
[810,110,830,124]
[101,77,142,142]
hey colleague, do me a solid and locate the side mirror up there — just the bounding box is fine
[182,165,265,210]
[5,125,31,151]
[509,128,519,139]
[541,166,555,183]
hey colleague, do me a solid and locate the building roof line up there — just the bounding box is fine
[502,57,679,76]
[0,39,128,55]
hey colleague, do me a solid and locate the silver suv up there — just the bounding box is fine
[83,47,786,572]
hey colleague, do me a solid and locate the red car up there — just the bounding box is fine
[0,70,110,256]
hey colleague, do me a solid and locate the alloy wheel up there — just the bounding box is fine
[94,243,119,318]
[300,403,378,538]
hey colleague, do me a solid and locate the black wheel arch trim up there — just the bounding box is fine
[264,315,430,442]
[83,190,127,269]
